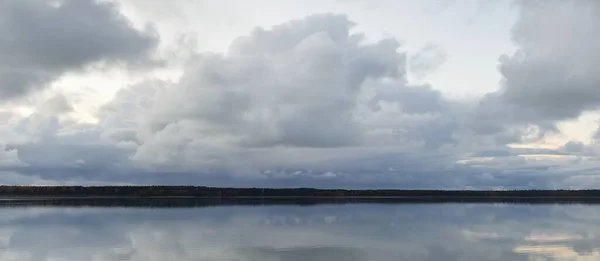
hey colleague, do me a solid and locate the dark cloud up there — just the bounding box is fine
[466,92,558,147]
[562,141,585,153]
[0,0,158,100]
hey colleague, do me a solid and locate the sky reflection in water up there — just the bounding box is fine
[0,203,599,260]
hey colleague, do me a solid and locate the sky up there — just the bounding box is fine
[1,0,600,188]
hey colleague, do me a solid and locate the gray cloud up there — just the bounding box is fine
[104,14,489,180]
[0,0,158,100]
[562,141,585,153]
[12,13,575,188]
[409,44,448,80]
[499,0,600,121]
[35,94,73,116]
[144,14,404,149]
[366,83,448,114]
[0,145,20,168]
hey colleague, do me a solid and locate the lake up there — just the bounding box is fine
[0,202,598,260]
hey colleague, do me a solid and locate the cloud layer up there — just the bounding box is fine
[0,0,599,188]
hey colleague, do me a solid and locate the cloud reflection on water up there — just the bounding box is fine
[0,204,599,260]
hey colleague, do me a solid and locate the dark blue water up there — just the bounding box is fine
[0,203,597,260]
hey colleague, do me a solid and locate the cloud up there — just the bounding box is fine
[0,0,158,100]
[409,44,448,80]
[561,141,585,153]
[0,145,21,168]
[0,13,470,186]
[498,0,600,121]
[0,5,598,188]
[35,94,74,116]
[144,14,404,149]
[92,13,483,185]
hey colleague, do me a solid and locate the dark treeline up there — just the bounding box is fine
[3,197,600,208]
[1,186,600,198]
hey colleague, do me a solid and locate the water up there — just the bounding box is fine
[0,202,598,260]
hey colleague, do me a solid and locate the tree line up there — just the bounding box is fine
[0,186,599,198]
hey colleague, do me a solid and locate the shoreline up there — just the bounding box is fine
[4,195,600,199]
[1,186,600,204]
[2,195,600,207]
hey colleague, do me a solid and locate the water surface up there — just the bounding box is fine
[0,202,598,260]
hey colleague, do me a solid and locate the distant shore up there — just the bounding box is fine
[1,196,600,208]
[0,186,599,201]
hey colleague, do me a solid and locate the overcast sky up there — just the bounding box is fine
[1,0,600,189]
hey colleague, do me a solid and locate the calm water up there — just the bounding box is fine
[0,203,599,260]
